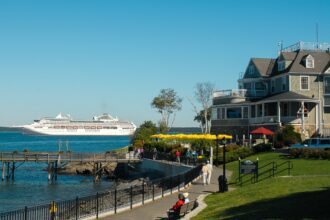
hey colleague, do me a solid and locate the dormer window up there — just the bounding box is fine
[248,65,255,75]
[305,55,314,68]
[278,61,285,71]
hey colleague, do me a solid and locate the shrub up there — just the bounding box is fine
[275,125,301,148]
[216,146,253,164]
[253,143,273,153]
[289,148,330,159]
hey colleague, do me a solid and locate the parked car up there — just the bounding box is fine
[290,138,330,150]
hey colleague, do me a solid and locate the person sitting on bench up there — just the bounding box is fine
[167,193,185,218]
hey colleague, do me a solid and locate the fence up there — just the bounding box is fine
[237,160,293,185]
[0,162,202,220]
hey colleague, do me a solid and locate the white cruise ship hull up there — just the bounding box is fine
[22,126,135,136]
[20,113,136,136]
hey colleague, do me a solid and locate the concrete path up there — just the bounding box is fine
[100,165,231,220]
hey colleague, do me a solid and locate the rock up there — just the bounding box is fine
[57,162,118,177]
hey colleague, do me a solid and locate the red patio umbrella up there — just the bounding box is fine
[250,127,274,135]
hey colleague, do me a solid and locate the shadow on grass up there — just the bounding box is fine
[221,187,330,220]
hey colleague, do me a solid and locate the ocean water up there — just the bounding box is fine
[0,132,131,212]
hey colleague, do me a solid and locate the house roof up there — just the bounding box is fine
[286,51,330,73]
[253,91,319,103]
[280,52,297,61]
[251,58,275,77]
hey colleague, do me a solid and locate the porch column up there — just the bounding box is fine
[255,105,258,118]
[301,101,305,134]
[316,102,320,134]
[277,101,281,125]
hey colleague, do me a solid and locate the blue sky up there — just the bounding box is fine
[0,0,329,127]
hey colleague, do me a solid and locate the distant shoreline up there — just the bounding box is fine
[0,127,22,132]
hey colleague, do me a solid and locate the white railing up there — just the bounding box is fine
[282,41,330,52]
[246,89,268,98]
[213,89,247,98]
[249,116,306,124]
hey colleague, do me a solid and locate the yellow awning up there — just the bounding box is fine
[150,133,232,140]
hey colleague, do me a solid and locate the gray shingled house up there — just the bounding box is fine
[211,42,330,140]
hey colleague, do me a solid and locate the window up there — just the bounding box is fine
[306,58,314,68]
[243,107,248,118]
[217,108,221,119]
[221,108,226,119]
[320,139,330,144]
[271,80,275,93]
[248,65,255,75]
[226,108,242,119]
[282,77,287,91]
[278,61,285,71]
[257,104,262,117]
[300,76,309,90]
[324,77,330,94]
[211,108,217,120]
[251,105,256,118]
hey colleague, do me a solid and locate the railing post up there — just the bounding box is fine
[75,196,79,220]
[152,184,155,201]
[170,176,173,194]
[142,180,145,205]
[96,192,99,219]
[161,180,164,197]
[24,206,28,220]
[130,186,133,209]
[114,187,117,214]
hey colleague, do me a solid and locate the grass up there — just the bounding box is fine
[192,152,330,220]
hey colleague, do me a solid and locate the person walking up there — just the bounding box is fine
[152,147,157,160]
[175,150,181,163]
[201,163,209,185]
[206,160,213,185]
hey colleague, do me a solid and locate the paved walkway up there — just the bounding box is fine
[100,165,231,220]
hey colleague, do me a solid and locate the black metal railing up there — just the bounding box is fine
[0,163,202,220]
[236,160,293,186]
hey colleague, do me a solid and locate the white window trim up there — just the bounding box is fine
[300,76,309,90]
[306,58,314,68]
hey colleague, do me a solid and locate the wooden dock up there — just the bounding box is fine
[0,151,139,163]
[0,151,141,182]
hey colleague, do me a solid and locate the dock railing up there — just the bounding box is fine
[0,151,139,163]
[0,157,202,220]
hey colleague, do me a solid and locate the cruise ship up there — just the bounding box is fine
[21,113,136,136]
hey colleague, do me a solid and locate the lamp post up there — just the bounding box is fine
[215,133,219,166]
[218,137,228,192]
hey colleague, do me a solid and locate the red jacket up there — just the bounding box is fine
[172,199,185,211]
[175,151,181,157]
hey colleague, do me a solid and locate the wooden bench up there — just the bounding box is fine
[168,200,198,219]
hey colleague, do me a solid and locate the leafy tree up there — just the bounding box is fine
[132,121,157,146]
[194,108,211,132]
[194,82,215,133]
[275,125,301,148]
[151,88,183,133]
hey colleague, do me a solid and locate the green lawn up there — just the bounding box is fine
[193,152,330,220]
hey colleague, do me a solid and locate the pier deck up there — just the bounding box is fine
[1,151,141,182]
[0,151,140,163]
